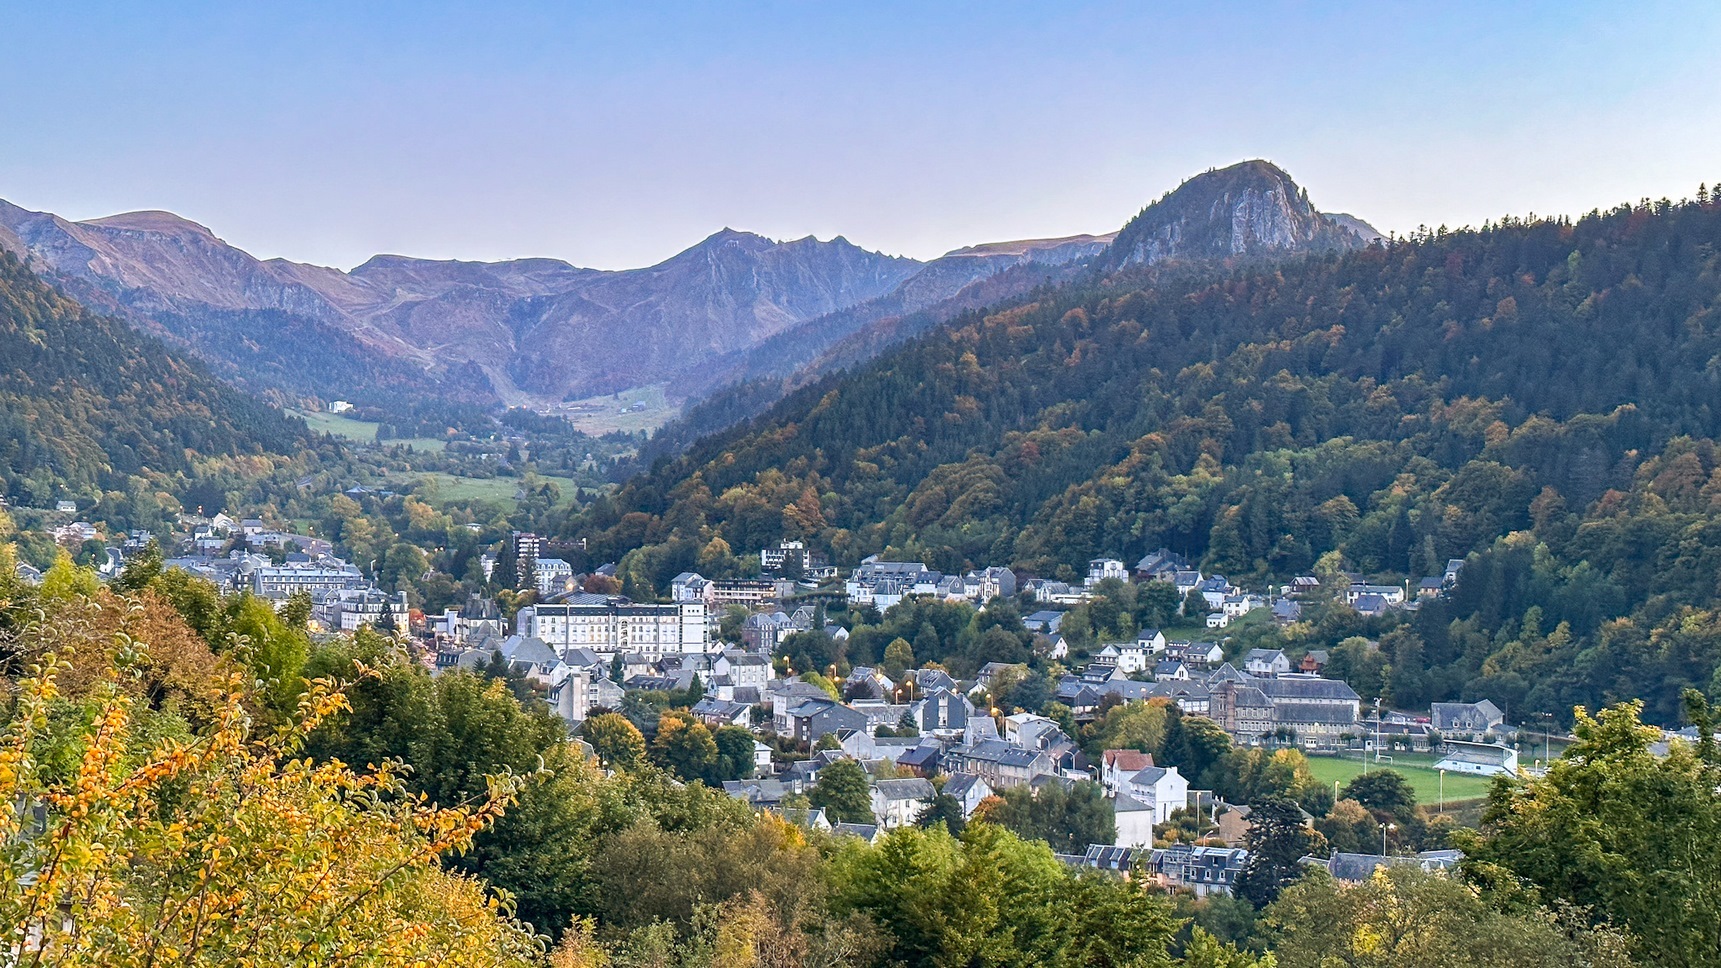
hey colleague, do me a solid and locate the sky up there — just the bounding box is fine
[3,2,1719,271]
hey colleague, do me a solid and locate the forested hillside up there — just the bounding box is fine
[568,192,1721,724]
[0,251,307,505]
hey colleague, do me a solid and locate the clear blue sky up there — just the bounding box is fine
[3,2,1718,270]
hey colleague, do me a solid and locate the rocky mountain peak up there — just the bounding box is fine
[1100,159,1365,270]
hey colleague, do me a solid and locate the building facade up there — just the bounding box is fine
[517,594,707,658]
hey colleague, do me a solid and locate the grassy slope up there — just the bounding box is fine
[292,409,380,442]
[403,471,581,508]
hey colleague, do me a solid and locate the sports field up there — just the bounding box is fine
[1304,752,1495,805]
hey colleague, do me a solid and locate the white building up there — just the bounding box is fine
[251,561,365,597]
[1085,558,1129,588]
[1123,765,1189,824]
[1433,741,1519,777]
[534,557,575,597]
[1113,794,1159,848]
[517,594,708,658]
[1094,641,1151,675]
[871,778,936,829]
[316,588,408,633]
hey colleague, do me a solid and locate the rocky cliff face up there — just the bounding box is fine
[679,231,1117,397]
[1099,160,1371,270]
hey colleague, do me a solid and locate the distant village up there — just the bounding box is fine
[12,502,1565,896]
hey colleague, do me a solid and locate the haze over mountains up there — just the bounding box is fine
[0,161,1377,412]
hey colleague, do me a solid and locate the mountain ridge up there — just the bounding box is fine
[645,161,1377,452]
[0,160,1377,411]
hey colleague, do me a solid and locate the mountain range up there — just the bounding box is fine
[0,160,1376,412]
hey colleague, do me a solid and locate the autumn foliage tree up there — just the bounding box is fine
[0,611,542,965]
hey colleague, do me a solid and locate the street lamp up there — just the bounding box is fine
[1380,821,1397,856]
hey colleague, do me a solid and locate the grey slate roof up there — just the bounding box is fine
[1257,675,1361,702]
[873,778,936,801]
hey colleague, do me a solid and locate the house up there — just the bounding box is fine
[1433,741,1519,777]
[784,699,870,744]
[871,777,936,828]
[1214,805,1254,847]
[722,778,791,809]
[910,688,975,736]
[974,662,1028,694]
[1416,577,1445,599]
[1004,714,1068,752]
[1318,850,1462,885]
[832,822,880,842]
[690,697,753,728]
[753,740,774,772]
[1152,660,1190,682]
[1094,641,1151,675]
[1205,612,1230,629]
[770,679,841,732]
[846,556,942,607]
[1287,576,1321,597]
[760,540,833,578]
[1100,750,1155,797]
[1074,844,1145,873]
[964,566,1018,603]
[1123,765,1189,824]
[497,635,568,685]
[896,744,942,776]
[1197,576,1236,611]
[1137,628,1168,653]
[943,739,1055,789]
[940,773,994,819]
[1346,583,1407,606]
[1165,640,1225,668]
[1244,649,1291,677]
[1055,676,1157,716]
[1359,591,1402,617]
[1133,548,1190,583]
[1221,594,1263,618]
[1148,844,1247,897]
[1172,571,1203,598]
[534,558,575,596]
[850,700,913,732]
[1443,558,1466,587]
[1271,597,1303,625]
[670,571,711,603]
[1024,610,1066,635]
[843,666,896,701]
[742,612,794,654]
[1430,699,1505,737]
[1113,794,1159,848]
[1147,680,1211,715]
[907,668,959,695]
[1025,579,1090,605]
[1085,558,1128,587]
